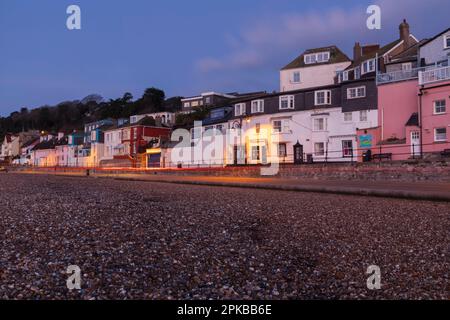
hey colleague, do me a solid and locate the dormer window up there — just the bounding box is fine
[251,100,264,113]
[362,59,376,74]
[314,90,331,106]
[279,95,295,110]
[235,103,246,116]
[304,52,330,64]
[445,35,450,49]
[354,67,361,79]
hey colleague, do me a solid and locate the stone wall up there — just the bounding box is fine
[13,159,450,182]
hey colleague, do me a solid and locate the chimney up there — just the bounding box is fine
[399,19,410,49]
[353,42,362,61]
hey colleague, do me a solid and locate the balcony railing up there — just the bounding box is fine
[376,67,425,85]
[419,66,450,85]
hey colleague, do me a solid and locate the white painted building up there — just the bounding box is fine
[280,46,351,92]
[130,112,175,127]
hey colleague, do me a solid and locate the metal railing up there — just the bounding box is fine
[419,65,450,85]
[376,67,425,85]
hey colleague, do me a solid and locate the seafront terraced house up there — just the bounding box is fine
[161,20,415,168]
[359,26,450,161]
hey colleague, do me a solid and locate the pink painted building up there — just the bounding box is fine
[358,26,450,161]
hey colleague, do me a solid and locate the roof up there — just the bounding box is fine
[55,136,69,146]
[281,46,351,70]
[405,113,419,127]
[385,39,428,65]
[419,28,450,48]
[21,137,40,148]
[32,139,57,151]
[345,35,419,71]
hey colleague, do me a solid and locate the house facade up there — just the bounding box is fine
[359,27,450,161]
[280,46,351,92]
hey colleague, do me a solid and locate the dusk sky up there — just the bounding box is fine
[0,0,449,116]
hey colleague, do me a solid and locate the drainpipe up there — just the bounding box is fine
[418,87,424,159]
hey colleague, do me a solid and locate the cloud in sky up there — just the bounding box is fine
[195,0,449,74]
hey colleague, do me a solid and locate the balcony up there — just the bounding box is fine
[376,67,424,85]
[419,66,450,85]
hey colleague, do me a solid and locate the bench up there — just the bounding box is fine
[441,149,450,157]
[372,153,392,161]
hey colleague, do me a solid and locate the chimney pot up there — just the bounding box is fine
[399,19,410,49]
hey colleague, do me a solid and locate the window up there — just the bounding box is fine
[445,35,450,49]
[205,97,211,104]
[314,142,325,156]
[360,110,368,122]
[344,112,353,121]
[434,100,446,114]
[273,120,282,133]
[292,72,301,83]
[347,86,366,99]
[280,95,295,110]
[235,103,246,116]
[278,143,287,157]
[251,100,264,113]
[191,101,199,107]
[314,90,331,105]
[342,71,349,82]
[402,63,412,71]
[183,102,190,108]
[255,123,260,134]
[313,118,326,131]
[354,67,361,79]
[435,128,447,141]
[362,59,376,74]
[251,146,260,160]
[304,52,330,64]
[342,140,353,157]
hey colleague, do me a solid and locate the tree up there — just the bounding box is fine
[142,87,165,112]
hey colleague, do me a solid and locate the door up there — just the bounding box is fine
[411,131,421,157]
[233,146,238,165]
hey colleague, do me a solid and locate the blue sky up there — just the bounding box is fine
[0,0,449,116]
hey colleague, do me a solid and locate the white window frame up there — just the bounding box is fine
[277,143,287,157]
[344,112,352,122]
[362,59,376,74]
[304,52,330,64]
[402,63,413,71]
[434,128,447,142]
[342,140,354,158]
[279,95,295,110]
[354,66,361,79]
[342,71,349,82]
[251,100,264,114]
[273,120,282,133]
[235,103,246,116]
[183,102,190,108]
[292,71,301,83]
[313,118,326,131]
[314,142,325,157]
[444,35,450,49]
[434,100,446,115]
[360,110,368,122]
[314,90,331,106]
[347,86,366,99]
